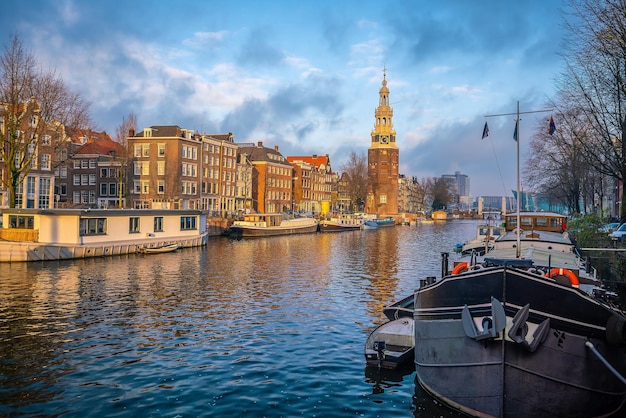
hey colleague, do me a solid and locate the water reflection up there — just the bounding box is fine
[0,221,480,417]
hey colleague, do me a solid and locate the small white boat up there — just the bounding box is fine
[139,243,179,254]
[364,317,414,369]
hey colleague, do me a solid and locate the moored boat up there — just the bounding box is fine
[364,317,415,370]
[363,220,379,230]
[458,222,505,256]
[319,216,362,233]
[372,217,395,227]
[413,211,626,417]
[139,243,179,254]
[228,213,318,238]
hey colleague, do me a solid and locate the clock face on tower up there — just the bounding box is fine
[380,135,389,144]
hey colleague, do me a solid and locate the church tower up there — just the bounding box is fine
[365,69,399,215]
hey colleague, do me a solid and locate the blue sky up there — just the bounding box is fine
[2,0,567,196]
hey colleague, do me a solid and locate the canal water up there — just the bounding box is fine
[0,220,479,417]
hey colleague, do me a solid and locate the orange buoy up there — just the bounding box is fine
[451,262,469,275]
[546,268,579,288]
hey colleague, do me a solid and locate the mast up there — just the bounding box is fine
[485,101,552,258]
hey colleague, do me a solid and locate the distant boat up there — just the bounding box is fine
[364,317,415,370]
[139,243,179,254]
[319,216,362,233]
[372,217,395,227]
[458,223,505,255]
[362,220,379,230]
[228,213,318,238]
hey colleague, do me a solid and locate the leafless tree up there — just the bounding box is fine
[555,0,626,218]
[113,112,136,208]
[0,34,91,207]
[339,150,368,211]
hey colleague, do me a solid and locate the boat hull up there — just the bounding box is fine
[319,223,361,233]
[414,266,626,417]
[229,223,318,238]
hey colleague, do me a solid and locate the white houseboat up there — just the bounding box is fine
[0,208,208,262]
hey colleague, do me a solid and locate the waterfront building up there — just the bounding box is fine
[336,172,353,213]
[0,97,56,209]
[398,175,423,214]
[235,152,253,213]
[287,154,333,215]
[62,129,125,208]
[127,126,236,213]
[366,70,399,215]
[236,142,293,213]
[198,132,237,216]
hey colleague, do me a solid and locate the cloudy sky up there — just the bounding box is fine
[2,0,568,196]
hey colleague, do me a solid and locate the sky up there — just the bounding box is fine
[1,0,569,197]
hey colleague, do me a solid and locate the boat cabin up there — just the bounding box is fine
[503,212,566,233]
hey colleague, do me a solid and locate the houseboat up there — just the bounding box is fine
[0,208,208,262]
[228,213,318,238]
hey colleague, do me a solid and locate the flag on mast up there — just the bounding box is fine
[549,116,556,135]
[513,120,518,141]
[482,121,489,139]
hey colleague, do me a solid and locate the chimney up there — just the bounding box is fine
[274,145,279,151]
[313,154,317,159]
[129,129,135,137]
[258,141,263,147]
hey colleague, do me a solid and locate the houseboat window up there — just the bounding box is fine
[536,217,548,227]
[180,216,197,230]
[154,217,164,232]
[80,218,107,236]
[550,218,563,229]
[521,217,533,227]
[8,215,34,229]
[507,217,517,227]
[129,217,140,233]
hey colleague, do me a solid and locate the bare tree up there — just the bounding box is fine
[113,112,136,208]
[557,0,626,218]
[339,150,367,212]
[0,34,91,207]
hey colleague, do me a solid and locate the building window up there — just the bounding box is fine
[89,174,96,185]
[40,154,50,170]
[89,160,96,169]
[129,217,140,233]
[60,166,67,178]
[158,180,165,194]
[8,215,34,229]
[142,181,149,194]
[158,143,165,157]
[158,161,165,175]
[101,168,108,178]
[154,217,164,232]
[100,183,108,196]
[180,216,197,230]
[142,144,150,157]
[81,174,88,185]
[80,218,107,236]
[134,144,142,157]
[81,160,89,169]
[109,183,116,196]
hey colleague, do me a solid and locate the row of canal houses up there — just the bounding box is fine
[1,98,421,217]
